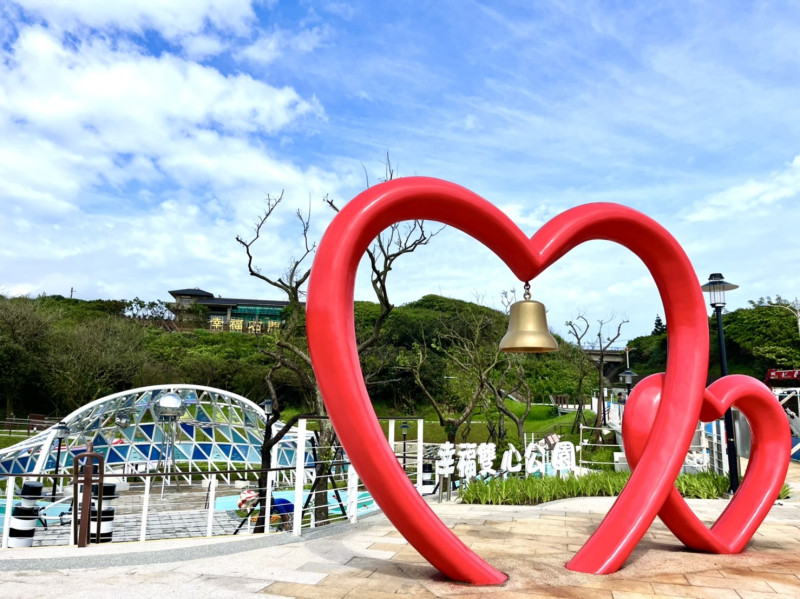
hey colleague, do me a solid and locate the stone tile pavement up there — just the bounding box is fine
[32,508,245,545]
[2,463,800,598]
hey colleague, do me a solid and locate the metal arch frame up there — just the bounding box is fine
[0,384,314,480]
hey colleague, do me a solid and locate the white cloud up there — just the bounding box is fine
[0,180,342,304]
[235,26,327,65]
[181,34,227,60]
[3,2,800,346]
[3,27,321,138]
[292,27,326,53]
[685,156,800,222]
[0,12,349,307]
[0,26,325,217]
[0,128,106,217]
[19,0,256,40]
[608,275,656,297]
[321,3,355,21]
[236,34,281,65]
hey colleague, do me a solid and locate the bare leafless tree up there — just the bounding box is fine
[406,340,485,444]
[565,314,594,432]
[486,357,533,442]
[235,160,442,528]
[592,313,628,430]
[567,311,628,438]
[323,197,442,353]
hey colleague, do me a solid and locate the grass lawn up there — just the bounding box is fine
[0,434,28,451]
[371,400,597,446]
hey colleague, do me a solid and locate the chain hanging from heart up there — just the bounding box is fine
[305,177,791,584]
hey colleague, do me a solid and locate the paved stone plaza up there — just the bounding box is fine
[2,463,800,598]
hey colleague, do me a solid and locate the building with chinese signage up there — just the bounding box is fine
[168,288,290,332]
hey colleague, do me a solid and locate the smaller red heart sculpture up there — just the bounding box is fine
[623,373,791,552]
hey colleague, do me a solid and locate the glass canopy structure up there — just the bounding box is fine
[0,385,313,481]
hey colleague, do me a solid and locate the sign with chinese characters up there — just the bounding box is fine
[434,439,576,480]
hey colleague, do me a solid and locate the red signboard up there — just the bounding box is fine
[766,369,800,381]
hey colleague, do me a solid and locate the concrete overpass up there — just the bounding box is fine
[581,345,625,382]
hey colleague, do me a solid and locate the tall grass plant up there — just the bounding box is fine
[461,471,792,505]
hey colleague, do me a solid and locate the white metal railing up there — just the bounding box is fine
[706,419,728,476]
[1,477,13,548]
[578,422,622,470]
[579,419,711,474]
[1,417,428,549]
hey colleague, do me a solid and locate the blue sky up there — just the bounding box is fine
[2,1,800,343]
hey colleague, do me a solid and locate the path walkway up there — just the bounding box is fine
[2,463,800,598]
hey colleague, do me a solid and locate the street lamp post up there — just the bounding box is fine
[255,399,274,534]
[770,298,800,339]
[400,422,410,470]
[619,347,637,401]
[51,422,70,500]
[154,392,186,497]
[701,272,740,493]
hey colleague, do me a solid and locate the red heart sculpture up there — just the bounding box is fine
[623,373,790,553]
[307,177,710,583]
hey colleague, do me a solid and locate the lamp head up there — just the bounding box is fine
[261,398,274,416]
[619,369,638,385]
[53,421,70,441]
[700,273,738,308]
[154,392,186,420]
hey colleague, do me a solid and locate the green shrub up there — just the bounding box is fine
[779,483,791,500]
[459,471,788,505]
[674,471,729,499]
[460,471,630,505]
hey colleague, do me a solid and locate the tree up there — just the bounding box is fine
[45,316,147,413]
[236,191,441,414]
[125,297,173,321]
[486,357,535,444]
[134,327,277,401]
[236,162,442,528]
[722,298,800,372]
[627,297,800,381]
[402,301,509,443]
[0,296,60,417]
[565,315,594,432]
[567,311,627,437]
[37,295,128,320]
[398,295,562,446]
[752,296,800,335]
[626,331,668,379]
[651,315,666,335]
[591,314,627,430]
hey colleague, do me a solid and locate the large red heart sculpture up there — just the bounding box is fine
[307,177,713,583]
[623,373,790,553]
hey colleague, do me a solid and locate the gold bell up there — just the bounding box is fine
[499,283,559,353]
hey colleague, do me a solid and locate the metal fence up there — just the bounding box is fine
[577,405,724,475]
[1,418,426,549]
